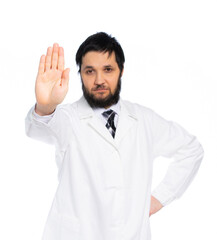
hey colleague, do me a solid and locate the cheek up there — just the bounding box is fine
[110,78,119,92]
[82,78,93,90]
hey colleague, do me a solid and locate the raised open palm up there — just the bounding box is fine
[35,43,70,115]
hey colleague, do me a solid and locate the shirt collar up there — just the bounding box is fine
[93,101,120,116]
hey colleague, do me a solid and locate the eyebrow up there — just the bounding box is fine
[83,64,113,70]
[83,66,93,70]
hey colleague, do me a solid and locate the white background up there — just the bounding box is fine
[0,0,216,239]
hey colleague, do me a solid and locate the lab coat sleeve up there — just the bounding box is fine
[25,104,58,145]
[151,111,204,206]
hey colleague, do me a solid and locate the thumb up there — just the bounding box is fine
[61,68,70,87]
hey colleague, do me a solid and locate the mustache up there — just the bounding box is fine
[92,85,109,91]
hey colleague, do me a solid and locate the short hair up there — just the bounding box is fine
[75,32,125,73]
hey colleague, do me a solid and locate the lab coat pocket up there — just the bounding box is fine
[42,211,81,240]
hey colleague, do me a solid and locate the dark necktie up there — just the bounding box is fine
[102,109,116,138]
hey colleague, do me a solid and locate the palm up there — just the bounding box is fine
[35,43,70,110]
[36,69,65,105]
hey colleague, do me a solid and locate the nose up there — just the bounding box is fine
[94,71,105,85]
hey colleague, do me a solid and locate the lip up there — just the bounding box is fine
[94,89,108,92]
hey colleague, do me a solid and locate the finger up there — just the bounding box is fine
[61,68,70,87]
[38,55,45,74]
[45,47,52,71]
[51,43,59,69]
[58,47,65,71]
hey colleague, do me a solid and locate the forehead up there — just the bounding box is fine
[81,51,117,68]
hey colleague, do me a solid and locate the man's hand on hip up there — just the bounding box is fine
[149,195,163,217]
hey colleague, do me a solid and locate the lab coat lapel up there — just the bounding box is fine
[114,99,138,145]
[77,97,118,149]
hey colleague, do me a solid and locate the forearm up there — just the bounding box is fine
[25,105,57,145]
[152,136,204,206]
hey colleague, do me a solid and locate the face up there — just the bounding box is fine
[80,51,123,109]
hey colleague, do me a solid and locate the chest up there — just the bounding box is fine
[61,118,154,190]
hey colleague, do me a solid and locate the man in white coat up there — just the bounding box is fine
[25,32,204,240]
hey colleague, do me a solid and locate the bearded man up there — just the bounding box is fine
[25,32,204,240]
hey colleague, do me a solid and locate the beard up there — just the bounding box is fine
[81,75,122,109]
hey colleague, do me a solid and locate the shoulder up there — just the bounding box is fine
[120,98,155,118]
[54,97,91,120]
[56,102,76,111]
[55,98,81,112]
[120,99,172,127]
[52,101,79,121]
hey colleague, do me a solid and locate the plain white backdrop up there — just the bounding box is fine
[0,0,216,239]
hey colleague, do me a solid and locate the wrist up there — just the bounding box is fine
[35,103,56,116]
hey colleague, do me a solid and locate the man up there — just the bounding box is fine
[25,32,204,240]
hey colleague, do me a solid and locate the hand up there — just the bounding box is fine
[35,43,70,115]
[149,195,163,217]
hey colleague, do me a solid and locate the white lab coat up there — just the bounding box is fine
[25,96,204,240]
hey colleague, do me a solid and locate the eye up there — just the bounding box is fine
[86,69,94,74]
[105,67,112,72]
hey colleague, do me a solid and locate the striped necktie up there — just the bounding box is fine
[102,109,116,138]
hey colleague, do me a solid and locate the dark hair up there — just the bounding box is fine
[75,32,125,73]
